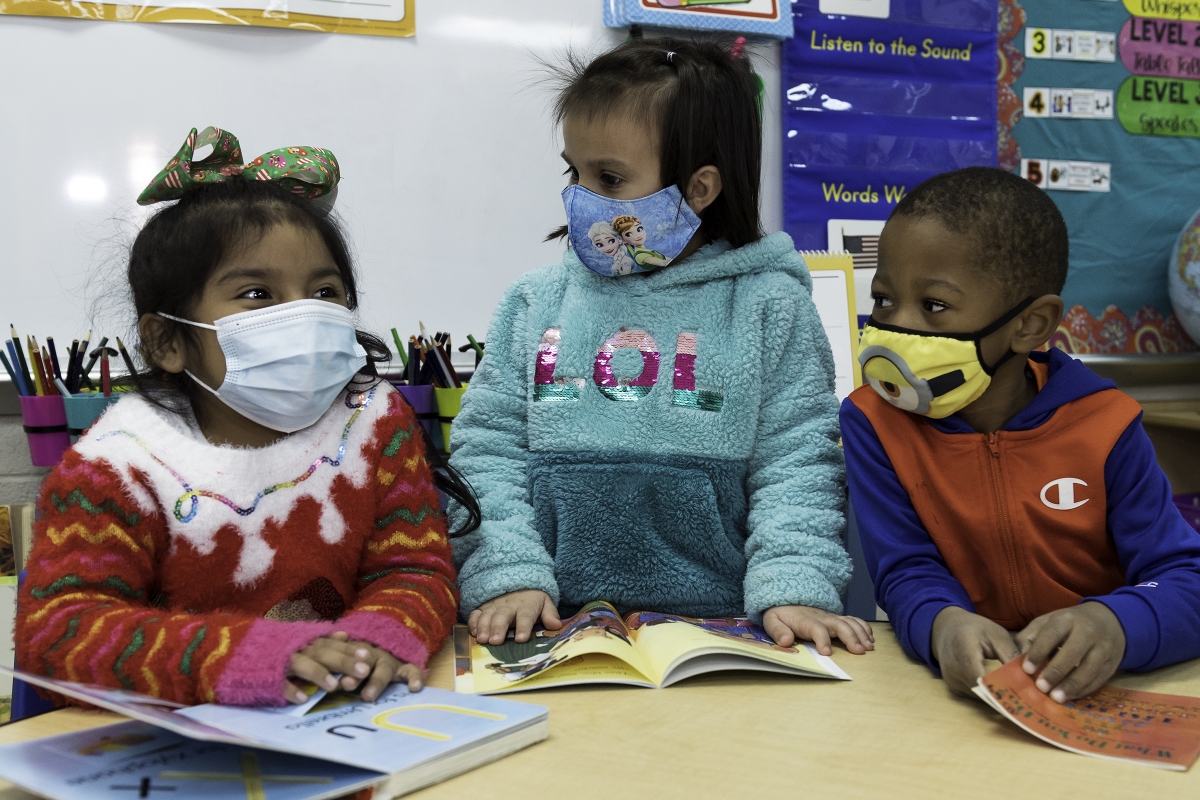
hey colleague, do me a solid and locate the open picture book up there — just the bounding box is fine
[454,600,850,695]
[975,657,1200,771]
[0,666,547,799]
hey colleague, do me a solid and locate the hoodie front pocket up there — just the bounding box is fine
[529,454,747,616]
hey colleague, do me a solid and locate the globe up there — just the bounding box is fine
[1170,206,1200,344]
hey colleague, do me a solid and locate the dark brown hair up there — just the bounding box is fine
[547,34,763,247]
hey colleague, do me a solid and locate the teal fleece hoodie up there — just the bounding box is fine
[449,232,850,621]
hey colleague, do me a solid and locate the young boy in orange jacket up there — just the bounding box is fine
[842,167,1200,701]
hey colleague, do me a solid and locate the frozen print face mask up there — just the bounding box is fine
[562,184,702,277]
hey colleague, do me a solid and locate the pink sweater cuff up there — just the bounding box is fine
[336,611,431,670]
[215,618,334,706]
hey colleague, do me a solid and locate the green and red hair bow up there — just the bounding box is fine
[137,126,340,206]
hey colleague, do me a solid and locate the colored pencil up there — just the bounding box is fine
[54,377,71,397]
[42,347,60,395]
[73,331,91,391]
[99,349,112,397]
[407,340,419,385]
[391,328,408,367]
[115,337,137,378]
[46,336,62,380]
[0,350,21,394]
[9,325,31,392]
[27,337,46,395]
[4,342,28,396]
[66,339,79,390]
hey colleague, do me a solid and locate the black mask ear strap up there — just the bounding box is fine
[974,296,1037,376]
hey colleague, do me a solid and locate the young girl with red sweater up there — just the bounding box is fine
[16,127,478,706]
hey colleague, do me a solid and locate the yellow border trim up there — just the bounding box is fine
[801,251,863,389]
[0,0,415,37]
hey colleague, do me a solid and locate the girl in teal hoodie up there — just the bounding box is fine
[450,36,873,658]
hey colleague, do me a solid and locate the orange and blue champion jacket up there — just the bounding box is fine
[841,348,1200,673]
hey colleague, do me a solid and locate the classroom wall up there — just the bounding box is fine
[0,2,785,505]
[0,1,784,371]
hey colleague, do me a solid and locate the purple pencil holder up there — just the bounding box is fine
[396,384,442,450]
[19,395,71,467]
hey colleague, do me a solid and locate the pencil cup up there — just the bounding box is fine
[435,386,468,454]
[18,395,70,467]
[396,384,441,450]
[64,393,120,443]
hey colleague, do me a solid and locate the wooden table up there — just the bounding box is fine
[4,626,1200,799]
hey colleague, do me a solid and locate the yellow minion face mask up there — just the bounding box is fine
[857,297,1035,419]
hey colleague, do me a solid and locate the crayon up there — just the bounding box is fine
[115,337,138,378]
[46,336,62,380]
[9,325,31,392]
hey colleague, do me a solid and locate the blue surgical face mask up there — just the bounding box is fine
[562,184,702,277]
[159,299,367,433]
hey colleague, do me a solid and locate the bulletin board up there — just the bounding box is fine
[1011,0,1200,353]
[782,0,1200,353]
[0,0,413,37]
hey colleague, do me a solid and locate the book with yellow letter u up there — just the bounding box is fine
[0,667,547,799]
[454,601,850,694]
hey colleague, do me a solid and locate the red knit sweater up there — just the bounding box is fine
[16,384,458,706]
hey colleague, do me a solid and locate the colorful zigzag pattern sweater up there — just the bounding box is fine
[16,383,458,706]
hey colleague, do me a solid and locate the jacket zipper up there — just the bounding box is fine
[984,432,1027,621]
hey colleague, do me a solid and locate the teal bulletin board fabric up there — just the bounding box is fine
[1013,0,1200,319]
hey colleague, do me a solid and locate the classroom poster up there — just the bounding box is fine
[782,0,1000,258]
[0,0,413,37]
[1012,0,1200,352]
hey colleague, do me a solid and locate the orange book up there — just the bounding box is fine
[976,657,1200,770]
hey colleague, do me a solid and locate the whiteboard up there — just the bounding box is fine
[0,0,783,372]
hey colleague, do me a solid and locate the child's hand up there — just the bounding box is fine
[468,590,561,645]
[930,606,1019,697]
[1014,602,1126,703]
[286,631,423,704]
[762,605,874,655]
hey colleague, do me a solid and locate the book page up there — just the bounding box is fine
[624,612,848,685]
[979,658,1200,770]
[456,602,655,694]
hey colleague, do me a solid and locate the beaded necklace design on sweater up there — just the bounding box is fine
[94,389,374,523]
